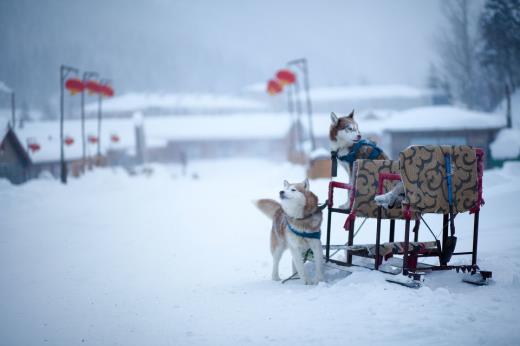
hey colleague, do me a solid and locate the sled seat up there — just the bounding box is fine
[399,145,479,214]
[396,145,485,273]
[338,159,421,267]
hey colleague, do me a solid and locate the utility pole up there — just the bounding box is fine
[288,58,316,150]
[60,64,79,184]
[11,92,15,129]
[81,71,98,171]
[96,79,111,162]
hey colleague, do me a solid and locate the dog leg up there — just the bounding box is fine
[271,245,284,281]
[289,247,310,285]
[309,241,325,283]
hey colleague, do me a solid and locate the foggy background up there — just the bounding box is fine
[0,0,445,109]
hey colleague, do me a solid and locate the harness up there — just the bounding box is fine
[333,139,383,165]
[284,216,321,240]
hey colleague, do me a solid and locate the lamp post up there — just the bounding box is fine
[288,58,315,150]
[81,71,98,172]
[96,78,112,163]
[11,91,15,129]
[60,64,79,184]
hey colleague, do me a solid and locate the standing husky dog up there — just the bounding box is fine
[329,110,389,180]
[255,179,324,285]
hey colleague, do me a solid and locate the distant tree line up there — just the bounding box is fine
[432,0,520,112]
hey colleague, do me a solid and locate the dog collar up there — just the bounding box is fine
[284,217,321,240]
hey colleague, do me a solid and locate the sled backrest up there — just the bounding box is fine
[399,145,478,214]
[352,159,405,219]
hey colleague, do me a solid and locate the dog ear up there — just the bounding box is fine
[283,180,289,189]
[347,109,354,119]
[303,178,309,191]
[330,112,339,125]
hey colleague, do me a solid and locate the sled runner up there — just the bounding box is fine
[325,145,491,286]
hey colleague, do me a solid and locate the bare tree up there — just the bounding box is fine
[437,0,485,109]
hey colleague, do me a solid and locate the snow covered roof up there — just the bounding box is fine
[8,105,507,163]
[13,118,136,164]
[490,128,520,160]
[85,92,268,114]
[144,113,292,143]
[9,112,294,163]
[310,84,431,102]
[310,106,506,137]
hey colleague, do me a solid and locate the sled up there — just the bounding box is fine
[325,145,492,286]
[386,273,424,289]
[462,271,492,286]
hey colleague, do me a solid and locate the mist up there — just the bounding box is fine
[1,0,444,108]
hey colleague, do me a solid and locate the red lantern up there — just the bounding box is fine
[64,136,74,146]
[99,84,114,98]
[65,78,84,95]
[28,143,41,153]
[276,69,296,85]
[267,79,283,95]
[88,135,98,144]
[110,134,120,143]
[85,80,102,95]
[27,138,41,153]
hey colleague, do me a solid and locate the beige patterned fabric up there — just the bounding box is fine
[399,145,478,214]
[352,159,405,219]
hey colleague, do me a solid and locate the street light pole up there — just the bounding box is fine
[81,71,98,171]
[96,78,111,163]
[288,58,316,150]
[60,64,79,184]
[11,91,15,129]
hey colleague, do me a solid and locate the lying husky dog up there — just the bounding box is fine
[329,110,405,209]
[255,179,324,285]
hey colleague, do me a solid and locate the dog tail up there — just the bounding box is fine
[254,199,281,220]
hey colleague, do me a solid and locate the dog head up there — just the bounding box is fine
[279,179,318,218]
[329,110,361,150]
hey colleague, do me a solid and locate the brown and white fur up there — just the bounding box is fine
[329,110,389,181]
[330,110,407,211]
[255,179,324,285]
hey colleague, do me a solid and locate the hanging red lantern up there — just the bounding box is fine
[64,136,74,146]
[65,78,84,95]
[99,84,115,98]
[88,135,98,144]
[84,80,102,95]
[267,79,283,95]
[276,69,296,85]
[27,138,41,153]
[110,134,120,143]
[28,143,40,152]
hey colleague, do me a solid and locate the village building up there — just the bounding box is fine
[0,103,508,184]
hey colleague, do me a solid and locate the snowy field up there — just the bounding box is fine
[2,159,520,346]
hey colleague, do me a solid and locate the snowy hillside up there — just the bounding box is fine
[1,159,520,345]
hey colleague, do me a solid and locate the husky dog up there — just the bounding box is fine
[329,110,389,180]
[329,110,404,209]
[255,179,324,285]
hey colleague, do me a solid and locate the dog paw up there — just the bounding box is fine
[302,277,313,285]
[272,275,281,281]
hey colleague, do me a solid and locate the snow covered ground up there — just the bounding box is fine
[1,159,520,346]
